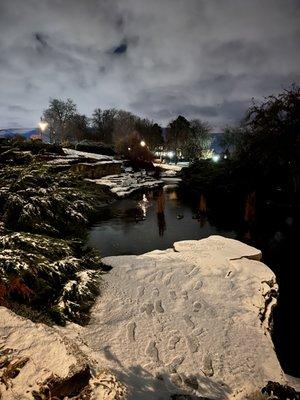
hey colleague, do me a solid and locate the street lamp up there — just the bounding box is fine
[38,121,48,141]
[140,140,146,147]
[212,154,220,163]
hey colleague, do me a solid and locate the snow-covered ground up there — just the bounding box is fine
[61,236,288,399]
[86,172,163,197]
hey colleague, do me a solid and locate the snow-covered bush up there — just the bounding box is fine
[0,232,105,325]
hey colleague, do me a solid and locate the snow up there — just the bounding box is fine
[285,374,300,391]
[0,307,76,399]
[160,169,178,177]
[63,147,115,161]
[60,235,287,399]
[86,173,163,197]
[0,307,126,399]
[154,163,183,172]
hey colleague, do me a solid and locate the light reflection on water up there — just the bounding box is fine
[87,185,236,257]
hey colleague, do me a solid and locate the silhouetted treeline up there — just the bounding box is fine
[42,99,212,161]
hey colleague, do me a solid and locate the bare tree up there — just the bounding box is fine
[91,108,117,144]
[135,119,163,151]
[43,98,77,144]
[182,119,212,160]
[167,115,190,163]
[113,110,137,142]
[67,113,89,142]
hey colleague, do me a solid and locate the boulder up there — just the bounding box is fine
[71,161,122,179]
[0,307,126,400]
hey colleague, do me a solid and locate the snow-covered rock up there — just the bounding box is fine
[71,160,122,179]
[0,307,126,399]
[86,172,163,197]
[154,163,183,172]
[62,235,287,399]
[63,147,115,161]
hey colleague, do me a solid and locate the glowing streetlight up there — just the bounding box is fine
[128,147,131,151]
[38,121,48,131]
[212,154,220,162]
[167,151,174,159]
[38,121,48,141]
[140,140,146,147]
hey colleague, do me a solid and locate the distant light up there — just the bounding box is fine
[224,154,227,159]
[128,147,131,151]
[140,140,146,147]
[212,154,220,162]
[38,121,48,131]
[167,151,174,158]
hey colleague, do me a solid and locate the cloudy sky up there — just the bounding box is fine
[0,0,299,130]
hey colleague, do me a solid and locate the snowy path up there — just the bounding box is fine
[62,236,285,399]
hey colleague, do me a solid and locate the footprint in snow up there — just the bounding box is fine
[183,314,195,329]
[127,321,136,342]
[155,299,164,313]
[140,302,154,316]
[146,340,159,362]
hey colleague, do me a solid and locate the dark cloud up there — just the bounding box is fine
[112,42,128,55]
[0,0,299,129]
[34,33,49,49]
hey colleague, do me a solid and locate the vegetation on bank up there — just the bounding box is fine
[181,85,300,212]
[0,138,113,325]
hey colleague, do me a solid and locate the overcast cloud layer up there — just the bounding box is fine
[0,0,299,129]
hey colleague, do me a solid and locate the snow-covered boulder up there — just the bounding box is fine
[86,172,163,197]
[71,160,122,179]
[0,307,126,399]
[62,236,289,399]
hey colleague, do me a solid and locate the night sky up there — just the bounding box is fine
[0,0,299,129]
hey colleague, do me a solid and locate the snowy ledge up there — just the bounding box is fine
[63,147,115,161]
[85,172,163,197]
[61,235,288,399]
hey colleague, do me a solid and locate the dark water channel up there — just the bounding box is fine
[87,182,300,378]
[88,184,237,256]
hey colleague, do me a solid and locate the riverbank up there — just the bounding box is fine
[0,140,114,325]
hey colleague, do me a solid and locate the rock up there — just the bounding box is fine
[71,161,122,179]
[86,172,163,197]
[0,307,126,400]
[0,149,32,165]
[64,236,290,399]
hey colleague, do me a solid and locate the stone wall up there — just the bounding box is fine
[71,161,122,179]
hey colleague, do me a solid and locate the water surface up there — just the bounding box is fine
[87,184,236,256]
